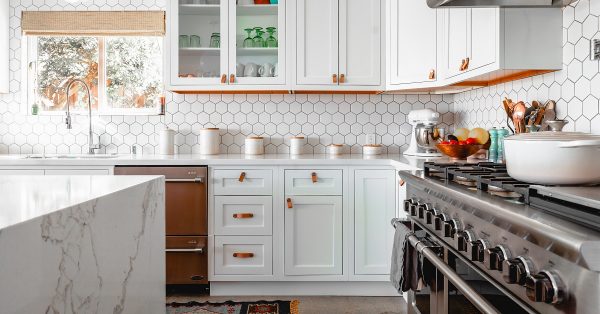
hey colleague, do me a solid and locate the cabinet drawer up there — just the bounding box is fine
[166,236,208,284]
[214,236,272,275]
[285,170,343,195]
[213,169,273,195]
[214,196,273,236]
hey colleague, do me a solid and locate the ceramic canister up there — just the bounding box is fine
[289,136,305,155]
[199,128,220,155]
[328,144,344,156]
[159,127,176,155]
[363,144,382,156]
[245,137,265,155]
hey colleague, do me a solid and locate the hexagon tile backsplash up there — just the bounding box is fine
[454,0,600,134]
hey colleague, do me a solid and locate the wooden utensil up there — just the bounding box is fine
[512,102,527,134]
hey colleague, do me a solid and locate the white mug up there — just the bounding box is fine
[273,62,279,77]
[244,63,259,77]
[258,63,274,77]
[236,63,245,77]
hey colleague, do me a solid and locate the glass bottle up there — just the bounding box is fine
[243,28,254,48]
[265,27,277,48]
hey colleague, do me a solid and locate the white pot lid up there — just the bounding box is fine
[505,132,600,142]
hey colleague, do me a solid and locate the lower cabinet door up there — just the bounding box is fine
[214,236,273,275]
[284,195,343,275]
[354,170,396,275]
[166,236,208,284]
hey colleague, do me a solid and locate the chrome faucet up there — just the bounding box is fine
[65,79,100,155]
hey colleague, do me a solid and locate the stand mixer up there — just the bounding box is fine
[403,109,445,157]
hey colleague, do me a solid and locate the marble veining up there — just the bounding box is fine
[0,176,165,314]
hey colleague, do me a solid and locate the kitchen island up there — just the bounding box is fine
[0,175,165,314]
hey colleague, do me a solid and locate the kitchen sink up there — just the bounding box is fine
[23,154,121,159]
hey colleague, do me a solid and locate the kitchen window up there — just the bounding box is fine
[21,11,166,115]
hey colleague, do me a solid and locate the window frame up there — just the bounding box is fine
[24,35,163,116]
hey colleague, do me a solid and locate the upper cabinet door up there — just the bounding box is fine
[390,0,437,85]
[444,8,468,79]
[296,0,339,86]
[0,0,8,93]
[469,8,497,71]
[229,0,286,86]
[338,0,381,86]
[169,0,229,87]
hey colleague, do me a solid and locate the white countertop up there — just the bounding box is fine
[0,153,440,169]
[0,175,162,231]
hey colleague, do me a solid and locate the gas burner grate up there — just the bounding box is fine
[423,161,533,202]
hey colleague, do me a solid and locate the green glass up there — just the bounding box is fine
[243,28,254,48]
[253,27,265,48]
[265,27,277,48]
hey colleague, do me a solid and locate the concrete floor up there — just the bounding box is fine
[166,295,407,314]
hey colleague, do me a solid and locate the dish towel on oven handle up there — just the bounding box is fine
[390,221,412,293]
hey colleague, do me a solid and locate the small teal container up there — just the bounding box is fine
[497,128,510,163]
[270,0,278,3]
[488,128,498,162]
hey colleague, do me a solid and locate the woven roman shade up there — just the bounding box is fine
[21,11,165,36]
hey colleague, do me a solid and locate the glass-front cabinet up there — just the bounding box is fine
[168,0,286,90]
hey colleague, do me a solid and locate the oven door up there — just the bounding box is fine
[406,232,534,314]
[166,236,208,284]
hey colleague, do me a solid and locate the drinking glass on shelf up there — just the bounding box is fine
[243,28,254,48]
[179,35,190,48]
[209,33,220,48]
[265,27,277,48]
[190,35,201,47]
[253,27,265,48]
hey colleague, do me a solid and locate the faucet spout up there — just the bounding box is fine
[65,79,100,155]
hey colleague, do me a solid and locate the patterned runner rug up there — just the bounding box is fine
[166,300,299,314]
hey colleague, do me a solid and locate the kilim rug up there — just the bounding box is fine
[166,300,299,314]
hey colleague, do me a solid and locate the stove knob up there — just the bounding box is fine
[426,208,440,225]
[525,270,565,304]
[410,204,418,217]
[456,230,475,252]
[503,257,534,285]
[485,245,511,271]
[417,204,428,219]
[443,219,461,238]
[468,239,489,262]
[433,213,449,231]
[403,199,415,213]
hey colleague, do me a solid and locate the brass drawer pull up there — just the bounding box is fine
[464,57,470,70]
[311,172,318,183]
[339,74,346,83]
[239,172,246,182]
[428,69,435,80]
[233,252,255,258]
[233,213,254,219]
[230,74,235,84]
[287,198,293,209]
[221,74,227,84]
[332,74,338,84]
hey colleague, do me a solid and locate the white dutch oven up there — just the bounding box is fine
[504,132,600,185]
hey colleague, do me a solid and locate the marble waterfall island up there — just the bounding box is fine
[0,175,165,314]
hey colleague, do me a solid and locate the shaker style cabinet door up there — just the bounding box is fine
[443,8,469,79]
[390,0,437,85]
[353,170,396,275]
[469,8,497,71]
[338,0,381,86]
[284,195,343,275]
[295,0,339,85]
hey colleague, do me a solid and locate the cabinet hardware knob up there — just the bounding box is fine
[311,172,318,183]
[332,74,338,84]
[464,57,470,70]
[233,252,255,258]
[287,198,293,209]
[428,69,435,80]
[339,74,346,83]
[230,74,235,84]
[239,172,246,182]
[460,59,466,71]
[221,74,227,84]
[399,179,405,186]
[233,213,254,219]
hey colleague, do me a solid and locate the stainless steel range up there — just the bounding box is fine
[396,161,600,314]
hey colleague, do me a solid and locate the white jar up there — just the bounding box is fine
[289,136,305,155]
[159,127,176,155]
[199,128,220,155]
[245,137,265,155]
[363,144,382,156]
[328,144,344,156]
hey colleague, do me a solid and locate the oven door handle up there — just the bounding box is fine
[408,235,501,314]
[165,177,205,183]
[165,248,205,254]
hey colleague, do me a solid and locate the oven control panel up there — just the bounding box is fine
[403,198,567,309]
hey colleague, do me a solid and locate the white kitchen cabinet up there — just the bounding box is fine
[295,0,338,86]
[353,170,396,275]
[0,0,8,94]
[44,169,110,175]
[167,0,288,91]
[214,236,273,275]
[0,169,45,175]
[284,195,343,276]
[295,0,382,90]
[284,169,342,196]
[388,0,438,86]
[441,8,562,84]
[214,196,273,236]
[213,169,273,196]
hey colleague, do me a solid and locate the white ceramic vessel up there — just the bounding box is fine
[199,128,220,155]
[245,137,265,155]
[289,136,305,155]
[504,132,600,185]
[363,144,382,156]
[159,127,176,155]
[328,144,344,156]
